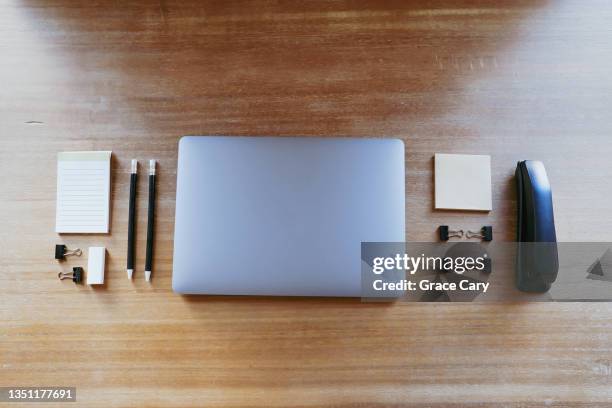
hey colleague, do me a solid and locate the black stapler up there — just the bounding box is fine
[515,160,559,292]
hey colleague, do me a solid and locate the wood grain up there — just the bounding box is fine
[1,0,612,406]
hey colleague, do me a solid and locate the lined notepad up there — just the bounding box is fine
[56,151,112,233]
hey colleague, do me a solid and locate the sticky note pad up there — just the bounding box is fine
[435,153,492,211]
[56,151,112,233]
[87,247,106,285]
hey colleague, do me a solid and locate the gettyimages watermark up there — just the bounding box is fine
[361,242,612,302]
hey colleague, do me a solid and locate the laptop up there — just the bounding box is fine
[172,136,405,296]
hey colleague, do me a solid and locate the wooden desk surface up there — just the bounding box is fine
[1,1,612,406]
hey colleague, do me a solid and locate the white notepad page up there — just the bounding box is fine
[56,151,112,233]
[435,153,492,211]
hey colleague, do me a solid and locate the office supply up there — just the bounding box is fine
[434,153,492,211]
[58,267,83,283]
[145,160,156,282]
[483,258,492,274]
[127,159,138,280]
[439,226,464,241]
[429,242,491,301]
[55,151,112,233]
[87,247,106,285]
[54,244,82,261]
[515,160,558,292]
[466,226,493,241]
[586,249,612,283]
[172,136,405,296]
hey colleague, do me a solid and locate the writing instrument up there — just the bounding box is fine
[127,159,137,279]
[145,160,156,282]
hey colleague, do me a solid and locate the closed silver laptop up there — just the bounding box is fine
[172,136,405,296]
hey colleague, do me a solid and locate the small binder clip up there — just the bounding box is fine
[58,267,84,283]
[439,226,464,241]
[55,244,82,261]
[467,226,493,241]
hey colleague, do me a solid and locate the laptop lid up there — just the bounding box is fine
[172,136,405,296]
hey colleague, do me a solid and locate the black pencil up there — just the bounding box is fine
[145,160,156,282]
[127,159,137,279]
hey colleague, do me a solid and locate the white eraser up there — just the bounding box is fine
[87,247,106,285]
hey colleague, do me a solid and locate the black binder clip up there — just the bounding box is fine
[58,267,84,283]
[467,226,493,241]
[439,226,464,241]
[55,244,82,261]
